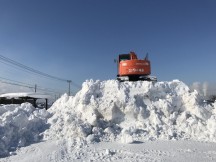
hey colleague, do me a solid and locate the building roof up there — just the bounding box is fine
[0,92,50,99]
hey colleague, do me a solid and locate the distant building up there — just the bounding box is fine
[0,92,50,110]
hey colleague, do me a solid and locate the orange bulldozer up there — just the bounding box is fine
[116,51,157,82]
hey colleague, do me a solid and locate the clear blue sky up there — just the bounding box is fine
[0,0,216,94]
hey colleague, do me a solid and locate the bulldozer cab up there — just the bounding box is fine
[119,52,138,62]
[119,54,130,62]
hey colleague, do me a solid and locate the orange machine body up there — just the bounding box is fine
[118,52,151,77]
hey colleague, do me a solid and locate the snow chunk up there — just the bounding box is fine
[0,103,50,157]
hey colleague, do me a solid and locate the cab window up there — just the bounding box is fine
[119,54,130,62]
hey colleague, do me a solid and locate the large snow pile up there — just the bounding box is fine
[44,80,216,144]
[1,80,216,158]
[0,103,50,157]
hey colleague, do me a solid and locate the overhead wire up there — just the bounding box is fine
[0,59,56,80]
[0,79,34,89]
[0,76,64,95]
[0,64,70,93]
[0,55,67,82]
[0,54,82,90]
[0,79,61,100]
[37,85,64,94]
[0,76,33,87]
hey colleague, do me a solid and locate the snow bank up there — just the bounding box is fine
[1,79,215,157]
[44,80,216,144]
[0,103,50,157]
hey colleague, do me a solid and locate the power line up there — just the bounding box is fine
[0,55,67,82]
[0,54,82,94]
[0,74,67,94]
[0,79,34,89]
[0,59,58,81]
[0,79,62,100]
[0,76,64,95]
[0,76,33,87]
[37,85,64,94]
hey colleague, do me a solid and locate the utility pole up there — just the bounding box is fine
[35,84,37,93]
[67,80,71,96]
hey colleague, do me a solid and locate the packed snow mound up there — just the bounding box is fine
[0,103,50,157]
[44,80,216,144]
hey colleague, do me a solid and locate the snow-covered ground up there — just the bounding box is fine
[1,80,216,161]
[2,139,216,162]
